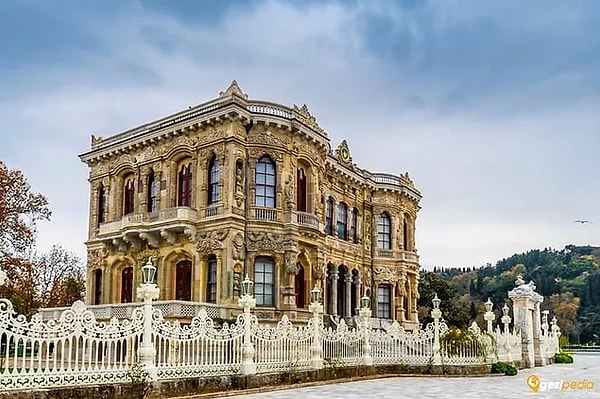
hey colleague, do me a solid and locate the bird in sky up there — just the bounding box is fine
[573,220,591,224]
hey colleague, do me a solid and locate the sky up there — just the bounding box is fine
[0,0,599,270]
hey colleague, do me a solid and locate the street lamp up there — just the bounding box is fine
[142,258,156,285]
[361,295,371,310]
[238,274,256,375]
[310,286,321,305]
[432,293,441,310]
[308,286,324,369]
[484,297,495,333]
[485,298,493,313]
[358,293,373,366]
[241,274,254,298]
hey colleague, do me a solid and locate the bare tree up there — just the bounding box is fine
[34,245,85,308]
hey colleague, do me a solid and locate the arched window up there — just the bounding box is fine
[294,264,305,308]
[255,156,276,208]
[325,197,334,235]
[296,167,307,212]
[377,212,391,249]
[206,255,217,303]
[377,284,391,319]
[254,257,274,306]
[123,176,135,215]
[147,170,158,213]
[403,218,409,250]
[175,260,192,301]
[350,207,358,243]
[97,184,106,226]
[337,202,347,240]
[178,163,193,207]
[208,156,220,205]
[121,267,133,303]
[94,269,102,305]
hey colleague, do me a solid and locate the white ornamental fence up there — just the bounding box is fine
[0,270,562,392]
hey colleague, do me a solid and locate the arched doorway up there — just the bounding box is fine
[121,267,133,303]
[295,263,306,308]
[175,260,192,301]
[351,269,359,315]
[326,264,334,314]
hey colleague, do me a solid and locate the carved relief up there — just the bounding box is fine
[248,130,285,148]
[248,148,284,162]
[374,266,397,283]
[232,232,245,261]
[284,173,295,211]
[196,229,229,254]
[284,250,299,275]
[87,248,108,269]
[246,231,284,252]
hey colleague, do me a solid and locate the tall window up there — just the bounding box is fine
[178,163,193,207]
[123,177,135,215]
[403,217,409,250]
[377,212,391,249]
[121,267,133,303]
[337,202,347,240]
[350,208,358,243]
[175,260,192,301]
[254,257,274,306]
[295,264,305,308]
[377,284,391,319]
[208,157,220,204]
[325,197,334,235]
[206,256,217,303]
[97,184,106,226]
[296,168,307,212]
[255,156,276,207]
[147,171,158,212]
[94,269,102,305]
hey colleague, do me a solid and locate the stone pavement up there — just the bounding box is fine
[224,353,599,399]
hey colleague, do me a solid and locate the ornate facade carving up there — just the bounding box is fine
[196,229,229,254]
[246,231,284,252]
[232,232,245,261]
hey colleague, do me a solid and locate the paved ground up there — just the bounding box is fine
[225,353,599,399]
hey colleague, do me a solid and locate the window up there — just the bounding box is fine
[337,202,347,240]
[295,264,305,308]
[403,217,409,250]
[147,171,158,212]
[97,184,106,226]
[377,284,391,319]
[208,157,220,204]
[94,269,102,305]
[121,267,133,303]
[254,257,274,306]
[123,177,135,216]
[377,213,391,249]
[296,168,307,212]
[350,208,358,243]
[175,260,192,301]
[207,256,217,303]
[255,156,276,207]
[178,163,193,207]
[325,197,334,235]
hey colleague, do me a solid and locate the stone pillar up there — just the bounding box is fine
[331,267,338,316]
[354,276,361,316]
[508,275,543,368]
[532,301,546,366]
[411,275,419,322]
[345,275,352,317]
[390,283,396,321]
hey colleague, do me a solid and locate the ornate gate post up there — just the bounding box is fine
[508,275,543,368]
[137,259,160,380]
[431,294,442,365]
[239,275,257,375]
[359,295,373,366]
[309,286,324,369]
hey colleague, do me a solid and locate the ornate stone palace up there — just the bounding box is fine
[79,81,422,329]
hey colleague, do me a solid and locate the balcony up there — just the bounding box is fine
[98,207,198,237]
[252,206,280,222]
[376,248,394,258]
[296,211,320,229]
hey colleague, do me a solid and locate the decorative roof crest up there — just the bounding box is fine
[219,80,248,100]
[334,139,353,165]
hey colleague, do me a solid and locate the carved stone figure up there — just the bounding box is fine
[284,250,299,275]
[196,229,229,254]
[232,232,245,261]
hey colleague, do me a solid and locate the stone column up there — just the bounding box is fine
[391,283,396,320]
[410,275,419,322]
[345,275,352,317]
[532,301,546,366]
[331,267,338,316]
[508,276,543,368]
[354,276,361,316]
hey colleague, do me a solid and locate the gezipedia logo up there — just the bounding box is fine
[527,374,596,393]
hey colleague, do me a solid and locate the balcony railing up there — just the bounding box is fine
[204,204,221,218]
[252,207,279,222]
[98,207,198,236]
[376,248,394,258]
[296,211,319,229]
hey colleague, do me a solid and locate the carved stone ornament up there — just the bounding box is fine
[248,130,286,148]
[374,266,397,283]
[87,248,108,269]
[137,146,161,163]
[284,250,299,275]
[196,229,229,254]
[219,80,248,100]
[284,173,295,211]
[292,104,327,137]
[232,232,245,261]
[246,231,284,252]
[334,139,353,165]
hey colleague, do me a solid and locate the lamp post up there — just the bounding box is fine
[541,310,549,337]
[484,298,495,333]
[137,258,159,380]
[239,274,256,375]
[358,294,373,366]
[501,303,511,334]
[308,286,324,369]
[431,293,442,365]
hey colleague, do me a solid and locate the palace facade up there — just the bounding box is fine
[79,81,422,329]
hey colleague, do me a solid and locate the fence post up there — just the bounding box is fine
[550,316,561,355]
[359,295,373,366]
[431,293,442,365]
[501,303,512,363]
[484,298,495,334]
[308,286,323,369]
[137,259,160,380]
[239,275,257,375]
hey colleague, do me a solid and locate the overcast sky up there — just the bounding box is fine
[0,0,599,269]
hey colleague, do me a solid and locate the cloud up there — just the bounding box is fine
[0,0,598,268]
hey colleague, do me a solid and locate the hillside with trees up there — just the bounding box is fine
[418,245,600,345]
